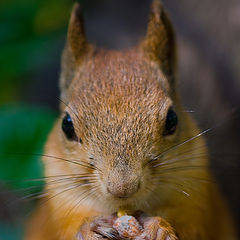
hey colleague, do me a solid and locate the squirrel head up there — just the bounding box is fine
[50,0,200,211]
[60,0,176,102]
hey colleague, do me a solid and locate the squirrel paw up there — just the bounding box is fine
[76,215,120,240]
[135,215,177,240]
[76,214,177,240]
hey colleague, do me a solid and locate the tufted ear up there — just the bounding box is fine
[142,0,177,86]
[60,3,90,101]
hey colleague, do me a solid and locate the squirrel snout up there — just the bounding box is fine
[107,175,140,199]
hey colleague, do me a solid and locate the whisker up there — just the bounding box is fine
[63,185,98,220]
[151,143,207,163]
[41,181,95,207]
[182,190,190,196]
[151,127,212,162]
[3,173,98,184]
[145,185,161,207]
[151,175,213,184]
[61,185,100,238]
[57,97,82,124]
[2,152,97,171]
[151,177,209,203]
[9,178,97,208]
[151,179,191,198]
[33,183,97,235]
[147,143,207,167]
[153,165,207,173]
[8,182,75,205]
[7,190,48,207]
[34,153,96,170]
[152,153,207,168]
[18,176,98,192]
[1,174,98,198]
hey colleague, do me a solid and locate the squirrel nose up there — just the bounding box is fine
[107,176,140,198]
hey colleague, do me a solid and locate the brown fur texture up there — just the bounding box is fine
[25,0,237,239]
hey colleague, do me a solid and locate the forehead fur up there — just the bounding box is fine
[66,48,171,162]
[70,47,170,109]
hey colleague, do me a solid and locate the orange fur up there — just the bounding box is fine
[25,1,237,239]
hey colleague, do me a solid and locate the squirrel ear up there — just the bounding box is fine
[142,0,176,84]
[60,3,89,101]
[67,3,88,61]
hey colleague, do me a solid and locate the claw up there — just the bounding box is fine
[76,232,84,240]
[94,226,121,240]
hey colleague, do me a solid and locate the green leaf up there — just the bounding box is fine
[0,105,57,239]
[0,222,23,240]
[34,0,72,34]
[0,105,57,193]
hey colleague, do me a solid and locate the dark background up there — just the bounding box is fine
[0,0,239,238]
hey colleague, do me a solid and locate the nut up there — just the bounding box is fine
[113,215,142,238]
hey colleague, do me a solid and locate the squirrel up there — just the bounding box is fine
[25,0,237,239]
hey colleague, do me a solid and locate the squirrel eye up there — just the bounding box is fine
[163,107,178,136]
[62,113,78,141]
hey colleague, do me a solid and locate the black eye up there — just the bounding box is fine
[62,113,78,141]
[163,107,178,136]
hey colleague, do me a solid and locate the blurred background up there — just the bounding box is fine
[0,0,239,239]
